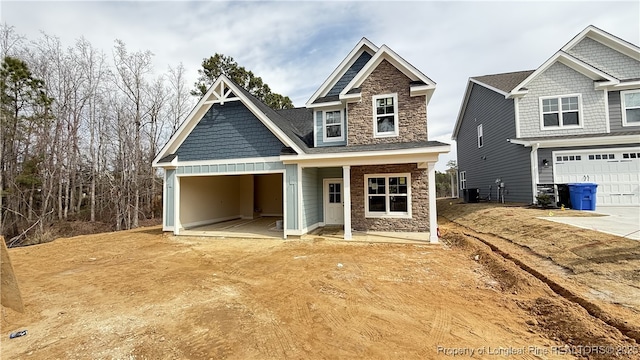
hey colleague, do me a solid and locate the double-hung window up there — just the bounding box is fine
[365,174,411,218]
[540,95,581,129]
[477,124,483,148]
[373,93,399,137]
[323,109,344,141]
[621,89,640,126]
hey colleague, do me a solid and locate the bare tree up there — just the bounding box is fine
[167,63,191,133]
[112,39,153,229]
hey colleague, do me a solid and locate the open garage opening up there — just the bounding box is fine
[178,173,284,238]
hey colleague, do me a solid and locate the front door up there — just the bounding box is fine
[324,179,344,225]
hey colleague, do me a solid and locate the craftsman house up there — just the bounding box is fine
[152,38,450,242]
[452,26,640,206]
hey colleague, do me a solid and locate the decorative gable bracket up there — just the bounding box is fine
[204,81,239,105]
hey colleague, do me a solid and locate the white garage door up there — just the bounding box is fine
[553,148,640,206]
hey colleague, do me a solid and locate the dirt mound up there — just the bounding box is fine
[521,297,634,359]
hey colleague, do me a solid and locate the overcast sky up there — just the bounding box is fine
[2,1,638,171]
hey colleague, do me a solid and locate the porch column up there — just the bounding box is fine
[428,162,438,243]
[174,175,180,236]
[530,143,540,204]
[343,165,352,240]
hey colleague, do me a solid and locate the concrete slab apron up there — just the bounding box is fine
[540,206,640,240]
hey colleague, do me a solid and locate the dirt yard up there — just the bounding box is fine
[2,221,638,359]
[438,200,640,344]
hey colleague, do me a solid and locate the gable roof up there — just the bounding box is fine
[507,25,640,97]
[306,38,378,107]
[471,70,535,95]
[562,25,640,60]
[507,51,619,98]
[339,44,437,103]
[307,38,437,107]
[451,71,534,140]
[452,25,639,140]
[152,75,305,166]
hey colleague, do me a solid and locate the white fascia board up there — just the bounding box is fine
[281,144,450,164]
[558,54,619,82]
[306,101,343,109]
[609,81,640,91]
[340,45,436,98]
[305,38,379,107]
[451,80,474,140]
[470,78,508,97]
[510,134,640,148]
[506,52,618,98]
[338,92,361,102]
[152,155,178,169]
[152,81,221,166]
[284,152,444,168]
[174,156,282,166]
[409,84,436,98]
[562,26,640,60]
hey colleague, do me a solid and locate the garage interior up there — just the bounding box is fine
[178,173,283,237]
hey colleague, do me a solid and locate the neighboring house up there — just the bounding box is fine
[452,26,640,206]
[152,38,450,242]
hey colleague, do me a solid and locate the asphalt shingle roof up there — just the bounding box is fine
[276,107,314,147]
[472,70,535,93]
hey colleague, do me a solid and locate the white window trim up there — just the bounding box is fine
[459,171,466,190]
[364,173,411,219]
[539,94,584,130]
[621,89,640,127]
[322,108,345,142]
[372,93,399,138]
[477,124,483,148]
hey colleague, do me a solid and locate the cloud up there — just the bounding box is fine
[1,0,637,173]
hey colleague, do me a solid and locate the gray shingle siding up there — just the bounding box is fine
[457,83,532,203]
[518,62,607,138]
[567,37,640,80]
[326,51,372,97]
[175,101,285,161]
[609,90,624,132]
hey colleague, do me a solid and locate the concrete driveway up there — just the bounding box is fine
[541,206,640,240]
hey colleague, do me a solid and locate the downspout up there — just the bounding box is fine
[530,143,540,204]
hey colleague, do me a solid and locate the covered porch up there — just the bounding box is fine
[287,147,445,243]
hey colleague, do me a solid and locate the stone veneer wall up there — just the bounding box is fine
[350,164,428,232]
[347,60,427,145]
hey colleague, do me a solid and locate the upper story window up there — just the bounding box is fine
[539,94,582,130]
[323,109,345,142]
[477,124,483,148]
[365,173,411,218]
[373,93,399,137]
[621,89,640,126]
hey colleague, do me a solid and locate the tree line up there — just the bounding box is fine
[0,24,292,246]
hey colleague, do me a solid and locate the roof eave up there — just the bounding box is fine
[510,134,640,148]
